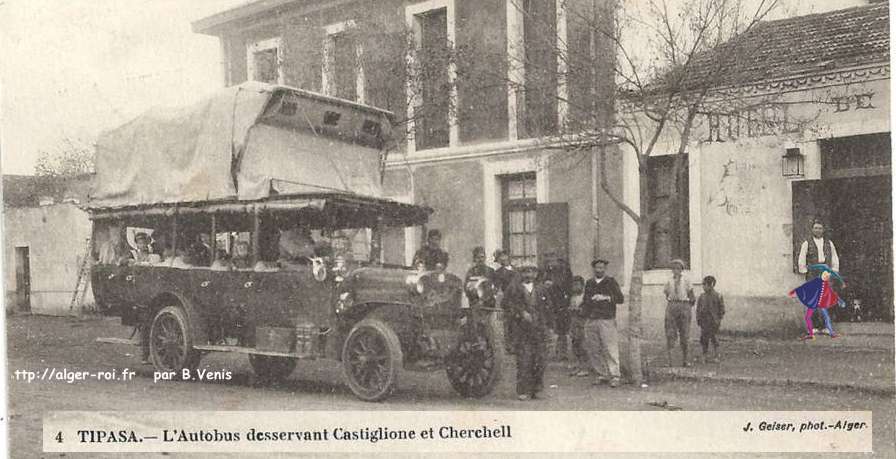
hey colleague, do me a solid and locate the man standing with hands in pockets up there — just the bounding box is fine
[664,259,696,367]
[581,259,625,387]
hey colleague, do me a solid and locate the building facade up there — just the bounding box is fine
[617,2,892,337]
[193,0,623,280]
[194,0,891,339]
[2,175,94,315]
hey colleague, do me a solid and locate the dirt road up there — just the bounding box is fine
[7,315,895,457]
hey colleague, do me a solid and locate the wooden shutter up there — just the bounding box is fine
[536,202,569,266]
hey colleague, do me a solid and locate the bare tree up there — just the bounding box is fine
[557,0,785,383]
[492,0,784,383]
[34,137,94,178]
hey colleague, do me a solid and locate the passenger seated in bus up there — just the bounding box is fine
[150,233,174,261]
[188,233,213,266]
[98,225,126,265]
[231,241,252,270]
[314,240,334,261]
[129,232,152,265]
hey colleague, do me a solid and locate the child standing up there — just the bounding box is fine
[696,276,725,363]
[567,276,591,377]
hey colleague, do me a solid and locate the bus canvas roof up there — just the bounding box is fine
[88,81,395,210]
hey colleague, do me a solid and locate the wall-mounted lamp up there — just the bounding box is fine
[782,147,805,178]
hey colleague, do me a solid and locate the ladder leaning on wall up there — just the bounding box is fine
[69,236,94,313]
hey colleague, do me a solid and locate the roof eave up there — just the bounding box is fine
[191,0,304,36]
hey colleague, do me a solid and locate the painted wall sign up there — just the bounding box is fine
[830,91,876,112]
[703,105,801,143]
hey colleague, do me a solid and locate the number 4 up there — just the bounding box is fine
[55,431,63,443]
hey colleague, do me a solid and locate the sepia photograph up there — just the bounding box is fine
[1,0,894,456]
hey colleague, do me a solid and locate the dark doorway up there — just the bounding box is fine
[828,175,893,321]
[792,133,893,321]
[15,246,31,312]
[820,133,893,321]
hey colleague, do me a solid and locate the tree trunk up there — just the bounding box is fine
[626,172,652,385]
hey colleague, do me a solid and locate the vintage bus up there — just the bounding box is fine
[88,82,501,401]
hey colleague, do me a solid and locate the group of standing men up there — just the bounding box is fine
[412,229,625,401]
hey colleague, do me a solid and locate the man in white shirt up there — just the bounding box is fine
[663,259,696,367]
[797,221,840,278]
[796,220,842,331]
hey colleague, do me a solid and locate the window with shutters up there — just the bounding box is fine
[647,155,690,269]
[502,172,538,267]
[246,37,283,84]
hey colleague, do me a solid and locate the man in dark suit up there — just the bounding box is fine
[413,229,450,271]
[493,249,518,293]
[503,264,554,400]
[540,252,573,361]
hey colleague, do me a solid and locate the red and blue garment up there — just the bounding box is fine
[789,264,844,338]
[791,277,841,310]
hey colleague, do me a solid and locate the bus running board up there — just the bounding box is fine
[96,337,316,359]
[193,344,316,359]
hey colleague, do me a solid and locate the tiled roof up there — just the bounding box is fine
[666,1,890,91]
[2,174,93,208]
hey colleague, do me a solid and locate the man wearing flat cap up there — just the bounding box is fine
[503,263,554,400]
[663,259,696,367]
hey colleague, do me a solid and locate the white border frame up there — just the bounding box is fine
[246,36,284,84]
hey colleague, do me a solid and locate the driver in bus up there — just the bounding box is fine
[150,232,174,262]
[278,224,317,268]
